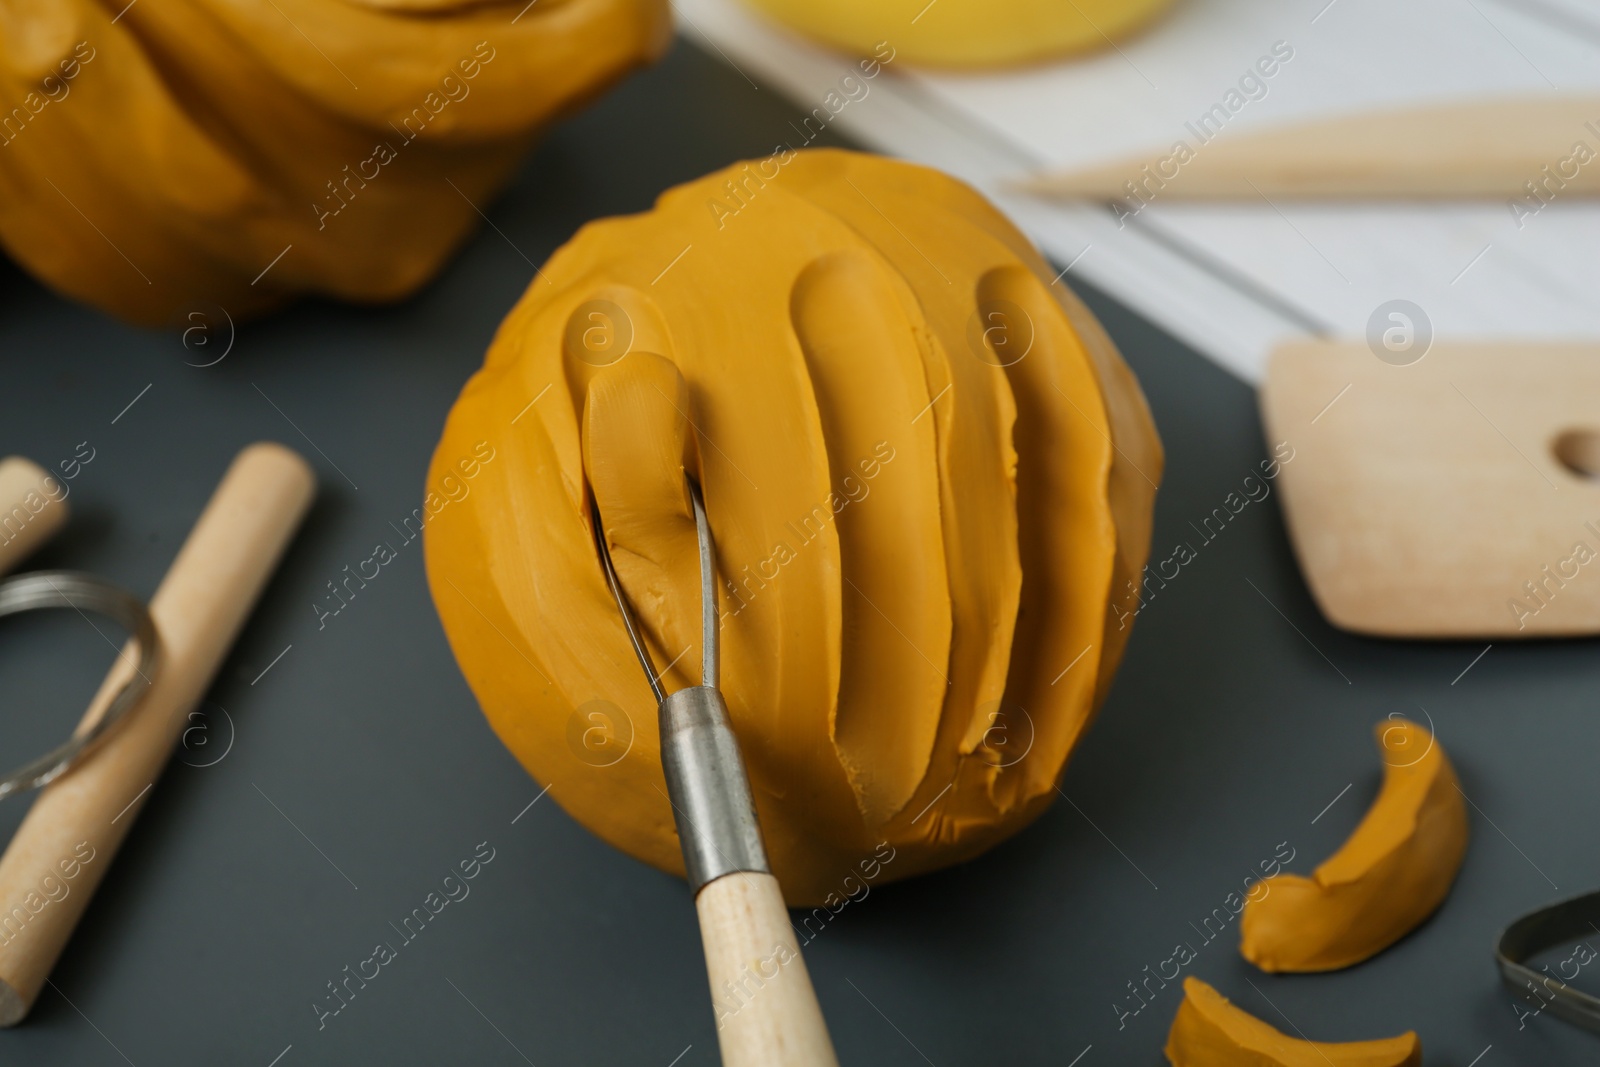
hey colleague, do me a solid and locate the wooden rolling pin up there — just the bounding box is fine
[0,442,314,1025]
[0,458,70,576]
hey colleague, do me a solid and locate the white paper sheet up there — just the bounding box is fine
[673,0,1600,382]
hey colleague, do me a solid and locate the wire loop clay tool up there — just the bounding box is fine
[0,457,160,799]
[0,571,159,800]
[0,444,313,1025]
[1498,890,1600,1033]
[592,475,839,1067]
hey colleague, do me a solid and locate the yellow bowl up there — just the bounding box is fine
[739,0,1178,69]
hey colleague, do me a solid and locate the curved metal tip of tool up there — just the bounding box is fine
[591,475,722,705]
[590,496,667,705]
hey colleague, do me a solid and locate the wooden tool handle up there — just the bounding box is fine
[0,442,314,1025]
[0,457,69,576]
[696,871,839,1067]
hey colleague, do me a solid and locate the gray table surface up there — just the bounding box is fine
[0,37,1595,1067]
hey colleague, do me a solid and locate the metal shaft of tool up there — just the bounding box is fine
[592,476,768,892]
[691,481,719,692]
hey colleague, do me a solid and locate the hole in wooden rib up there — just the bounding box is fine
[1552,429,1600,480]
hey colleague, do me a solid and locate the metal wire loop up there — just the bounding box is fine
[0,570,161,800]
[591,475,719,704]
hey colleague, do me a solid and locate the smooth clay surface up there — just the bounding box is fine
[423,148,1162,905]
[0,0,669,325]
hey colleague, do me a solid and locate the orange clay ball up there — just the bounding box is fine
[0,0,668,325]
[424,149,1162,905]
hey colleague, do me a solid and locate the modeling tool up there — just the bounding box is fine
[0,573,159,803]
[0,442,314,1025]
[1024,97,1600,201]
[1499,889,1600,1033]
[0,457,70,576]
[1262,341,1600,637]
[0,460,159,798]
[593,476,838,1067]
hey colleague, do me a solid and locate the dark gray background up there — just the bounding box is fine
[0,37,1594,1067]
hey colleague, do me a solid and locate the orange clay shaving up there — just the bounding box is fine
[1166,977,1421,1067]
[1241,718,1468,972]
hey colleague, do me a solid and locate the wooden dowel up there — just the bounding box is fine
[0,458,69,577]
[696,871,839,1067]
[0,442,315,1025]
